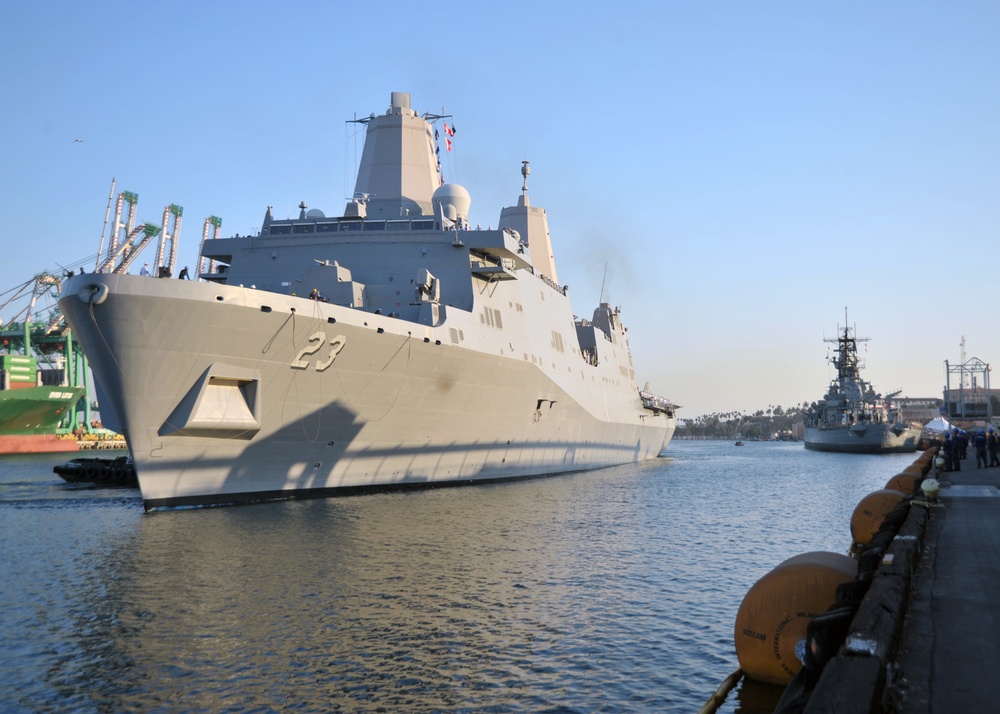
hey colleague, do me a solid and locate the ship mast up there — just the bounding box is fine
[825,307,869,382]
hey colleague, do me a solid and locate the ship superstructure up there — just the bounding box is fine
[60,92,676,508]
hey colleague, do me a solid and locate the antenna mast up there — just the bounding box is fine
[961,335,968,388]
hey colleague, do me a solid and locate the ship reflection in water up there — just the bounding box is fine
[0,442,920,712]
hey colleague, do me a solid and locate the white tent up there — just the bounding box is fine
[923,416,951,434]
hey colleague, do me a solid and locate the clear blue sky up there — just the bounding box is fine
[2,1,997,417]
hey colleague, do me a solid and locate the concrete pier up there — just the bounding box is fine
[796,450,1000,712]
[886,460,1000,712]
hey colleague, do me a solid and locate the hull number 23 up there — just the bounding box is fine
[291,331,347,371]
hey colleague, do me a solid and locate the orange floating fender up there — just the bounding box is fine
[850,489,907,546]
[885,472,920,494]
[734,552,857,685]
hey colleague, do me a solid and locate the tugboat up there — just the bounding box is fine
[54,454,137,486]
[804,310,921,453]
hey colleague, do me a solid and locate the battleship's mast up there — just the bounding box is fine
[825,307,868,382]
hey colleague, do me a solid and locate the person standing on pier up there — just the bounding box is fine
[942,434,956,472]
[974,430,988,469]
[988,429,999,467]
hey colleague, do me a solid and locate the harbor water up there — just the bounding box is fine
[0,441,920,712]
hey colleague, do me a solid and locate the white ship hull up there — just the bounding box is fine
[61,276,674,507]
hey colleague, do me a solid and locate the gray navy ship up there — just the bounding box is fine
[804,312,920,453]
[60,92,677,509]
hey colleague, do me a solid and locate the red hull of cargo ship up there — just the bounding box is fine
[0,434,79,454]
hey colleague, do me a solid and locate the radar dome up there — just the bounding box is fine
[433,183,471,222]
[306,208,326,219]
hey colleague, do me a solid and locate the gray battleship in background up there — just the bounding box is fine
[804,312,920,454]
[60,92,677,509]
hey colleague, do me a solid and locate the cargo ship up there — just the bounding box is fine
[0,274,90,453]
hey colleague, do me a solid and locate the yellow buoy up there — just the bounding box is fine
[850,489,907,546]
[885,472,920,494]
[734,552,857,685]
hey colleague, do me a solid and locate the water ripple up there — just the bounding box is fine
[0,441,918,712]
